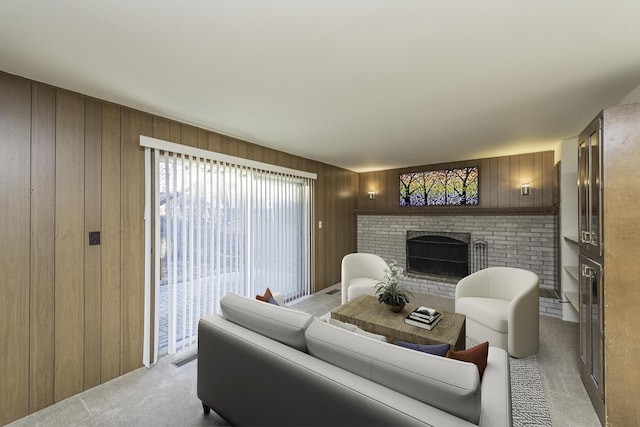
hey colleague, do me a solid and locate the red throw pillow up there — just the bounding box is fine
[256,288,274,303]
[446,341,489,379]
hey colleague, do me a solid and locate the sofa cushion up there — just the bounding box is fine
[305,319,482,424]
[318,317,387,342]
[456,297,509,332]
[396,341,450,356]
[220,293,313,352]
[447,341,489,379]
[255,287,273,302]
[255,287,279,305]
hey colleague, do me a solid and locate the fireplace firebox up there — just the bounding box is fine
[406,231,471,279]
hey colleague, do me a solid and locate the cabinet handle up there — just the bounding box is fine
[581,264,592,277]
[581,230,592,243]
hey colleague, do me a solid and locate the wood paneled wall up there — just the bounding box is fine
[0,71,357,425]
[357,152,556,212]
[1,71,31,422]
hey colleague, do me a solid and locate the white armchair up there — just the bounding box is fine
[341,253,389,305]
[455,267,539,358]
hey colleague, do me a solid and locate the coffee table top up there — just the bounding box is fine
[331,295,466,351]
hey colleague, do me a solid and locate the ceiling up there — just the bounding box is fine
[1,1,640,172]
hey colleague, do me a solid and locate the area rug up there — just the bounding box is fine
[319,312,552,426]
[509,354,553,427]
[465,336,552,427]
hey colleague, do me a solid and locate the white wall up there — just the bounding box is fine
[619,82,640,105]
[559,137,579,322]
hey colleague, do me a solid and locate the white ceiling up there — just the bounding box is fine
[1,1,639,172]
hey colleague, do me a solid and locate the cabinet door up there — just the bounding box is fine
[578,137,589,249]
[579,256,589,366]
[589,260,603,396]
[589,120,603,257]
[578,115,604,261]
[579,255,605,419]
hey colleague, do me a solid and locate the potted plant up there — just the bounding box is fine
[374,260,413,312]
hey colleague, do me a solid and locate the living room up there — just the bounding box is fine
[1,2,640,426]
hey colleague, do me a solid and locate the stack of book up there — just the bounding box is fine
[404,306,442,330]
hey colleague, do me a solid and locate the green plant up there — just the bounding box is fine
[374,260,413,306]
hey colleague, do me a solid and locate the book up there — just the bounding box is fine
[408,311,441,324]
[404,315,442,330]
[410,311,440,322]
[414,306,439,316]
[409,306,441,322]
[406,313,441,330]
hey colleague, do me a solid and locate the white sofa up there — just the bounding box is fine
[455,267,539,358]
[341,252,389,304]
[198,293,512,426]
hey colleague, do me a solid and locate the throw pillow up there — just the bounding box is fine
[446,341,489,379]
[318,317,387,342]
[395,341,450,357]
[266,295,280,306]
[256,288,279,305]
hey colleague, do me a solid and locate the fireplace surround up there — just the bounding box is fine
[357,213,561,318]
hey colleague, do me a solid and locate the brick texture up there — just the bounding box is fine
[357,214,562,318]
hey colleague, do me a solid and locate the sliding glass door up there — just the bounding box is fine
[143,137,315,360]
[249,171,313,302]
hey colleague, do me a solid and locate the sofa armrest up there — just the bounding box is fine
[479,347,512,427]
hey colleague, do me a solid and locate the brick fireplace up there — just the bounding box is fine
[357,213,562,318]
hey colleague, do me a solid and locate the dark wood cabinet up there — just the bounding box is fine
[578,103,640,426]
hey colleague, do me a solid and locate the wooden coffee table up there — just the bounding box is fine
[331,295,466,351]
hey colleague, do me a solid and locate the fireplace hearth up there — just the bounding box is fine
[406,231,471,279]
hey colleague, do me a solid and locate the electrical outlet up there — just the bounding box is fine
[318,221,323,229]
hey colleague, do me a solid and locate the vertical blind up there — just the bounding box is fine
[142,136,315,365]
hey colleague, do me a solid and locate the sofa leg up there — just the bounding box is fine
[202,402,211,415]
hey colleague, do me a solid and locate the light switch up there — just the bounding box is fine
[89,231,101,246]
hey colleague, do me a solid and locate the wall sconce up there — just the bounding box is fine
[368,191,376,200]
[520,183,531,196]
